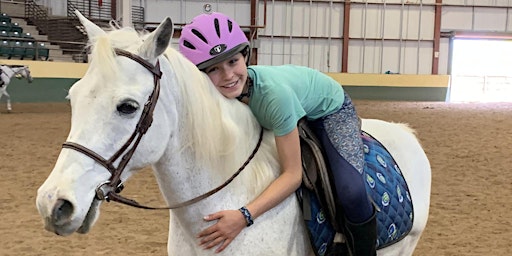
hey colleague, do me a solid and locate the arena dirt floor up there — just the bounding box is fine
[1,100,511,256]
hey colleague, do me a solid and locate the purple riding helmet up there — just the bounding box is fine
[179,12,250,70]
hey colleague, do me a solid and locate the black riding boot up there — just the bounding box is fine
[344,210,377,256]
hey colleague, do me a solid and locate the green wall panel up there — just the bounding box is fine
[344,86,448,101]
[1,79,448,103]
[1,78,78,103]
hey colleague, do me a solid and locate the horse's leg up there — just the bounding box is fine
[0,90,4,112]
[4,91,11,112]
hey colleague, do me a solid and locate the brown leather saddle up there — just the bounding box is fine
[298,118,342,232]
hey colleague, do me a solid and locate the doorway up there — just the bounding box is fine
[448,39,512,102]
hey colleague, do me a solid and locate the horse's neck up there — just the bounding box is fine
[1,67,20,78]
[149,64,272,229]
[150,125,240,237]
[152,123,242,207]
[145,66,225,205]
[12,68,24,77]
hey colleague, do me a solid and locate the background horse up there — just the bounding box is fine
[0,65,33,112]
[36,12,430,256]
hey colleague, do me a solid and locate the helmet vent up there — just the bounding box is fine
[214,18,221,38]
[191,29,208,44]
[227,20,233,32]
[183,40,196,50]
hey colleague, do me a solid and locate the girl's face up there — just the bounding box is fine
[204,53,248,99]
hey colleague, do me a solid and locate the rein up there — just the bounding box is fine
[61,48,264,210]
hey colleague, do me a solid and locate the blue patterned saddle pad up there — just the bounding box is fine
[362,131,414,249]
[297,131,414,255]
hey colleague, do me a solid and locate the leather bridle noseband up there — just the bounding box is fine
[61,48,263,210]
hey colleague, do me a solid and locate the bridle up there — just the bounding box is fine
[61,48,263,210]
[62,48,161,208]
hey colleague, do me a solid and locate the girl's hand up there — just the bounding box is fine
[197,210,247,253]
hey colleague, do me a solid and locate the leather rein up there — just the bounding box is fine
[61,48,263,210]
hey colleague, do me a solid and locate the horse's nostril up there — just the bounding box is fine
[52,199,74,225]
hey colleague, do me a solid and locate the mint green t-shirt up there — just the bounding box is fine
[247,65,345,137]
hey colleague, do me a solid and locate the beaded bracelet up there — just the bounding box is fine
[239,206,254,227]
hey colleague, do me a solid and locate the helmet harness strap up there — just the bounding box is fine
[236,77,253,101]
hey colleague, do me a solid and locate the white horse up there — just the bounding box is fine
[0,65,33,111]
[36,13,431,256]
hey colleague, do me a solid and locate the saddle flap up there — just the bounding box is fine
[298,119,341,231]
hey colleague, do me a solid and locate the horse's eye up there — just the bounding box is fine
[117,100,139,114]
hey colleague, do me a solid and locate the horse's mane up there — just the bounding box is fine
[164,48,278,183]
[89,26,279,187]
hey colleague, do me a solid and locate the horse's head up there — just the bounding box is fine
[36,11,176,236]
[20,66,33,83]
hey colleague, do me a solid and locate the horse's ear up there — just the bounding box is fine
[74,10,106,42]
[139,17,174,60]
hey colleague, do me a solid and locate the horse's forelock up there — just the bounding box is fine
[89,27,144,82]
[89,36,118,82]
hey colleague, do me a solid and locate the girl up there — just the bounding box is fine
[179,12,376,256]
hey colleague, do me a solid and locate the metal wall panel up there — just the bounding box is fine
[143,0,512,74]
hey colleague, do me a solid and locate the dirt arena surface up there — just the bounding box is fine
[1,101,511,256]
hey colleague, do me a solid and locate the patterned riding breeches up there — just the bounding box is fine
[308,92,374,223]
